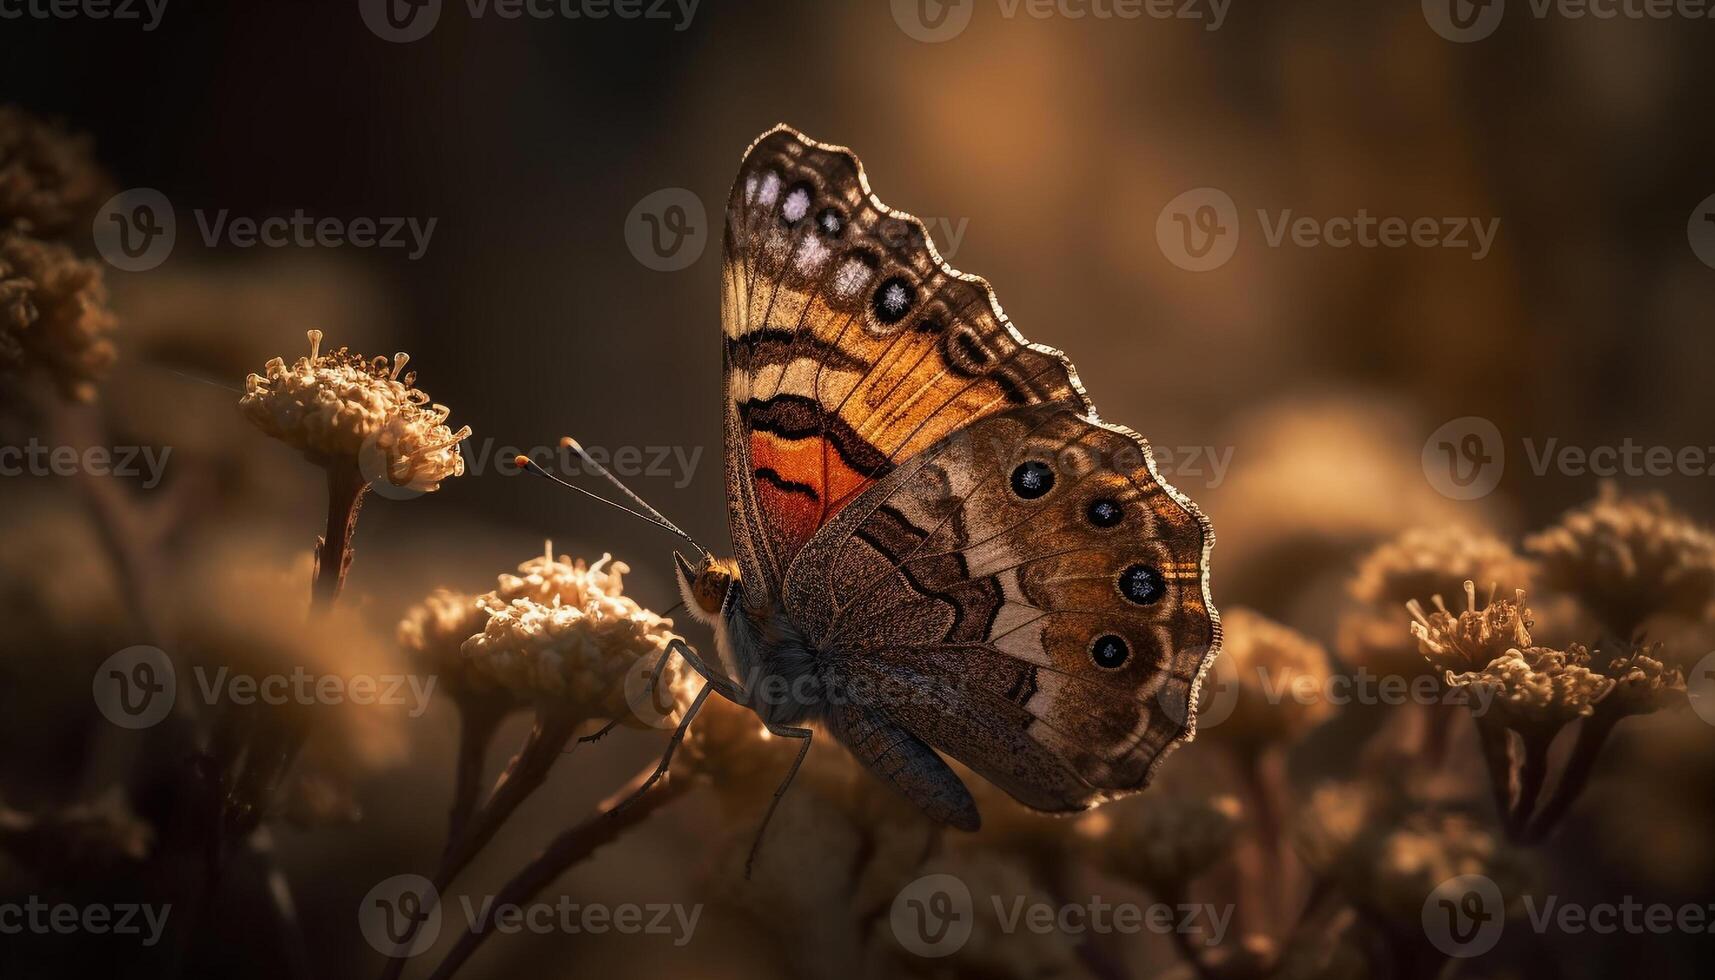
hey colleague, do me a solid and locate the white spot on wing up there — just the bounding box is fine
[783,185,811,223]
[831,258,871,299]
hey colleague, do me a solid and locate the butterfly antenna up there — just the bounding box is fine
[558,437,700,544]
[513,453,707,556]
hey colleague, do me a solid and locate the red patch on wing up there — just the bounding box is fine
[751,431,875,559]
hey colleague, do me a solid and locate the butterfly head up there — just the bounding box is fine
[674,550,740,625]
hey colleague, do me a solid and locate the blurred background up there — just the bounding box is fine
[2,1,1713,978]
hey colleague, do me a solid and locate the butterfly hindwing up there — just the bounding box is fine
[784,406,1219,811]
[721,126,1087,601]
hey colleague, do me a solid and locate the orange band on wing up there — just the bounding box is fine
[751,431,876,556]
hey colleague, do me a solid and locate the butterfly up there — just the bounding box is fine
[641,125,1221,839]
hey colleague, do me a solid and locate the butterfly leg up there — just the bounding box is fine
[567,643,693,754]
[743,722,813,879]
[606,682,714,821]
[665,637,748,703]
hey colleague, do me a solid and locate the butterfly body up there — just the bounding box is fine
[677,126,1220,831]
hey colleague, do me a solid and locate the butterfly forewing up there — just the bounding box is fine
[721,126,1087,601]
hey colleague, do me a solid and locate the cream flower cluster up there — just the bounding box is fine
[239,329,470,492]
[1446,645,1614,734]
[1212,607,1335,751]
[460,551,692,726]
[1407,581,1534,675]
[1525,483,1715,637]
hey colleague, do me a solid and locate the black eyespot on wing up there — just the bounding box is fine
[1010,461,1054,499]
[872,276,915,325]
[815,206,845,238]
[1087,498,1123,528]
[780,180,815,227]
[1090,634,1130,669]
[1118,564,1165,605]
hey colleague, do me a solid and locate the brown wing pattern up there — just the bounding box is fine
[721,125,1087,601]
[783,406,1219,811]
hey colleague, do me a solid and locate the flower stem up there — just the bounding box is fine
[1525,713,1618,843]
[376,709,580,980]
[424,766,691,980]
[1472,712,1516,829]
[311,460,369,613]
[1508,730,1555,839]
[446,698,508,846]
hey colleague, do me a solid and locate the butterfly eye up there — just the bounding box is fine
[1118,564,1166,605]
[1090,634,1130,669]
[781,181,814,226]
[1087,498,1124,528]
[815,206,845,238]
[1010,460,1054,499]
[872,276,916,325]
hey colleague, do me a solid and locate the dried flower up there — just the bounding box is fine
[239,329,470,492]
[462,552,692,726]
[0,106,112,238]
[1595,644,1687,719]
[1525,483,1715,639]
[1079,792,1242,895]
[1297,781,1530,930]
[0,232,118,400]
[1407,580,1534,675]
[1205,608,1335,753]
[1341,526,1534,674]
[1447,644,1614,737]
[398,587,493,696]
